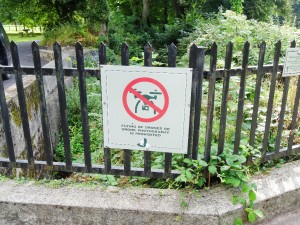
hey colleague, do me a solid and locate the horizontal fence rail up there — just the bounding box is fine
[0,39,299,179]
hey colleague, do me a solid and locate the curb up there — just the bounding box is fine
[0,160,299,225]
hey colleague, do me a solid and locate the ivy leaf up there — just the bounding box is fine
[238,155,247,163]
[248,190,257,201]
[199,160,208,167]
[197,178,204,188]
[241,183,251,193]
[208,165,217,174]
[251,183,258,191]
[185,170,192,180]
[234,218,243,225]
[183,158,193,166]
[221,166,230,171]
[253,209,264,218]
[226,158,234,167]
[248,211,256,223]
[232,195,239,205]
[231,178,241,187]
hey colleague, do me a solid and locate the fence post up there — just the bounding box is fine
[32,41,53,167]
[233,41,250,155]
[186,44,198,159]
[204,42,217,162]
[287,50,300,155]
[53,41,72,169]
[249,41,266,160]
[218,42,233,155]
[192,46,205,160]
[121,42,132,176]
[11,41,35,167]
[143,42,152,177]
[99,42,107,65]
[76,42,92,172]
[261,40,281,160]
[275,40,296,154]
[98,42,111,174]
[164,43,177,178]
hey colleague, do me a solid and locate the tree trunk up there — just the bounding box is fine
[142,0,150,27]
[163,0,168,30]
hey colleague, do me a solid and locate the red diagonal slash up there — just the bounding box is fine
[129,88,163,114]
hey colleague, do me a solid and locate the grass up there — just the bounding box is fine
[7,34,43,43]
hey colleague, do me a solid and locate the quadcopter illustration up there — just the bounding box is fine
[133,89,162,115]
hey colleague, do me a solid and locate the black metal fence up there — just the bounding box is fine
[0,39,299,178]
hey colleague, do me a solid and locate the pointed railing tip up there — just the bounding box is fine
[227,41,233,46]
[75,42,83,48]
[144,42,152,48]
[275,40,282,47]
[10,40,17,47]
[190,43,197,48]
[244,41,250,47]
[260,41,266,46]
[100,41,106,47]
[31,41,39,47]
[122,42,129,47]
[169,42,177,48]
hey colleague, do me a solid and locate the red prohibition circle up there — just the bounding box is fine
[122,77,169,122]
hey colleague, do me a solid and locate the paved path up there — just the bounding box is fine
[4,41,48,89]
[258,208,300,225]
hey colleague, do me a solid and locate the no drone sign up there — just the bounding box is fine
[101,65,192,154]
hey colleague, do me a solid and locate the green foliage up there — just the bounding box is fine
[230,0,244,14]
[179,10,299,67]
[172,142,264,223]
[42,23,98,46]
[243,0,291,22]
[54,77,103,163]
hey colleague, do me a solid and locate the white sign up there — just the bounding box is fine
[101,65,192,154]
[283,48,300,77]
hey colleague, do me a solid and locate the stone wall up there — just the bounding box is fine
[0,75,71,161]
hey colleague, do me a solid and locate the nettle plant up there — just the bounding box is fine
[175,144,263,224]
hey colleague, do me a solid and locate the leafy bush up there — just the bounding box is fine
[42,22,98,47]
[179,10,299,67]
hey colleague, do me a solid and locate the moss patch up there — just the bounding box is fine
[7,81,40,127]
[8,101,22,127]
[25,81,39,120]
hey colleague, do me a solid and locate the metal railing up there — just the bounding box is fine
[0,39,299,178]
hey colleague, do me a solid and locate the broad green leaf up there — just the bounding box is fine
[183,158,193,166]
[251,183,258,191]
[239,197,247,207]
[197,179,204,188]
[199,160,208,167]
[241,183,251,193]
[208,165,217,174]
[221,166,230,171]
[176,175,187,183]
[185,170,192,180]
[232,196,239,205]
[231,155,239,161]
[248,211,256,223]
[248,190,257,201]
[234,218,243,225]
[231,178,241,187]
[238,155,247,163]
[226,158,234,167]
[253,209,264,218]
